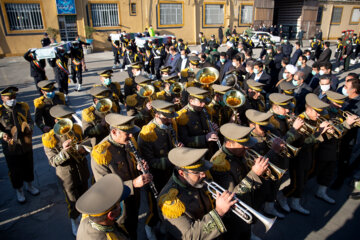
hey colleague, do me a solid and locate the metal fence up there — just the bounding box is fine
[90,3,119,27]
[5,3,43,30]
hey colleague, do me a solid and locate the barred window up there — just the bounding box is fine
[240,5,253,25]
[159,3,183,26]
[317,6,323,24]
[5,3,43,30]
[331,7,343,24]
[350,8,360,24]
[205,4,224,25]
[90,3,119,27]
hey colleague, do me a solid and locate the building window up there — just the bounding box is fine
[90,3,119,27]
[130,3,136,15]
[159,2,183,27]
[5,3,43,30]
[331,6,343,25]
[239,4,253,25]
[204,4,224,26]
[350,8,360,25]
[317,6,323,25]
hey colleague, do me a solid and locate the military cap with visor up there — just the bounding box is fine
[168,147,212,172]
[245,109,273,126]
[247,80,265,92]
[305,93,329,112]
[131,62,142,69]
[38,80,56,91]
[135,75,152,85]
[212,84,232,94]
[151,100,178,118]
[189,56,200,65]
[98,69,113,78]
[0,86,18,96]
[50,105,75,119]
[105,113,140,134]
[88,85,112,99]
[187,86,209,100]
[326,90,346,105]
[279,81,296,95]
[220,123,257,147]
[269,93,294,109]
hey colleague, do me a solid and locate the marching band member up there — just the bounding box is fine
[97,69,124,107]
[24,48,47,95]
[70,41,85,91]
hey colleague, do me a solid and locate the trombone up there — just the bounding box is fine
[244,149,287,181]
[203,180,276,232]
[265,132,300,158]
[223,89,246,123]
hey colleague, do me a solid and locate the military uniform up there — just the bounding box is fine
[97,69,124,107]
[210,84,233,127]
[34,81,65,133]
[24,49,47,95]
[200,33,207,53]
[107,35,122,67]
[121,47,141,78]
[49,50,70,95]
[76,174,130,240]
[124,62,142,98]
[245,80,266,113]
[70,42,84,88]
[334,38,344,70]
[0,87,36,197]
[42,105,89,223]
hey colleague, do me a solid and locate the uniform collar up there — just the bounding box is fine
[89,219,114,232]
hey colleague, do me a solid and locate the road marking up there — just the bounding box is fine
[0,203,55,226]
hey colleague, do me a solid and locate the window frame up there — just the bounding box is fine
[316,5,324,25]
[202,2,225,28]
[1,0,46,34]
[349,7,360,25]
[130,2,136,16]
[88,1,121,30]
[238,3,254,26]
[157,0,184,28]
[330,6,343,25]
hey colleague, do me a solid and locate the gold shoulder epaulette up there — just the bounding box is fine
[126,94,138,107]
[176,108,189,126]
[113,82,121,93]
[91,141,112,165]
[158,188,185,219]
[19,102,30,112]
[125,77,133,86]
[34,96,45,109]
[42,129,57,149]
[155,90,166,100]
[269,116,280,130]
[205,105,216,116]
[139,122,158,142]
[55,92,65,104]
[211,151,230,172]
[82,106,96,123]
[0,104,2,116]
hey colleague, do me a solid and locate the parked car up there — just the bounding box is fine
[243,31,281,47]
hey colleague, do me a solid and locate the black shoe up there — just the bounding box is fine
[350,192,360,199]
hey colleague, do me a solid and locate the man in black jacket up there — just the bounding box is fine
[290,42,302,65]
[24,49,47,96]
[253,61,272,93]
[317,41,332,64]
[344,39,353,72]
[293,71,312,114]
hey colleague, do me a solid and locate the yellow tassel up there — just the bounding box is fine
[176,109,189,126]
[55,92,65,104]
[82,106,96,122]
[211,152,230,172]
[126,94,138,107]
[0,105,3,117]
[139,123,158,142]
[19,102,30,113]
[125,78,133,86]
[91,141,112,165]
[42,130,57,149]
[34,96,45,109]
[155,91,166,100]
[159,188,185,219]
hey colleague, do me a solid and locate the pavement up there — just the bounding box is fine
[0,42,359,240]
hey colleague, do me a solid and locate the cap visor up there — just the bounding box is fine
[122,125,141,134]
[241,136,258,147]
[195,161,213,172]
[162,112,178,118]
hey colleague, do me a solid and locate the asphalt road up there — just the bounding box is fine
[0,42,359,240]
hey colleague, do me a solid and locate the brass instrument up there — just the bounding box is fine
[265,132,300,158]
[128,140,159,199]
[195,67,219,86]
[54,118,84,162]
[223,89,246,123]
[341,110,360,127]
[202,108,222,149]
[95,98,113,114]
[286,114,317,136]
[203,180,276,232]
[318,116,344,139]
[170,82,184,95]
[244,149,286,181]
[138,84,155,98]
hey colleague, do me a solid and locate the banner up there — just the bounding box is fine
[56,0,76,15]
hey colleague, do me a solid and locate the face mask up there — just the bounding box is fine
[246,68,250,73]
[312,70,317,75]
[319,70,325,76]
[306,55,310,60]
[232,62,237,67]
[284,40,288,43]
[320,84,330,92]
[283,73,288,79]
[46,91,55,98]
[181,55,186,59]
[267,50,271,54]
[253,68,259,74]
[277,114,286,119]
[292,79,299,86]
[104,78,112,85]
[5,99,16,107]
[342,87,349,96]
[134,71,141,77]
[238,48,242,52]
[172,40,175,43]
[220,59,225,63]
[189,67,194,72]
[199,34,202,38]
[297,61,302,66]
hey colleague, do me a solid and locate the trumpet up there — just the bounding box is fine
[203,180,276,232]
[286,114,317,136]
[95,98,113,114]
[195,67,219,86]
[223,89,246,123]
[341,110,360,127]
[265,132,300,158]
[318,116,345,139]
[170,82,184,95]
[244,149,287,181]
[54,118,84,162]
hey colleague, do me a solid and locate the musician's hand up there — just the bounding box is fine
[230,113,240,123]
[133,173,153,188]
[177,142,184,147]
[178,72,181,77]
[62,139,72,151]
[3,133,10,142]
[215,191,237,217]
[43,126,51,133]
[319,121,332,134]
[137,160,149,171]
[164,83,170,91]
[252,156,269,176]
[346,114,359,126]
[146,102,152,111]
[206,132,219,142]
[292,117,304,130]
[271,138,286,154]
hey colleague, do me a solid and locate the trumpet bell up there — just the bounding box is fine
[95,98,113,113]
[223,90,246,109]
[139,85,155,98]
[195,67,219,85]
[54,118,73,136]
[170,82,184,95]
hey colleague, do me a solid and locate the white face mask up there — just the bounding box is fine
[232,62,237,67]
[134,71,141,77]
[245,68,250,73]
[5,99,16,107]
[320,84,331,92]
[342,87,349,96]
[181,55,186,59]
[319,70,325,76]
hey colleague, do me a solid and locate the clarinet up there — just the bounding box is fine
[169,125,179,147]
[128,140,159,199]
[202,109,222,149]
